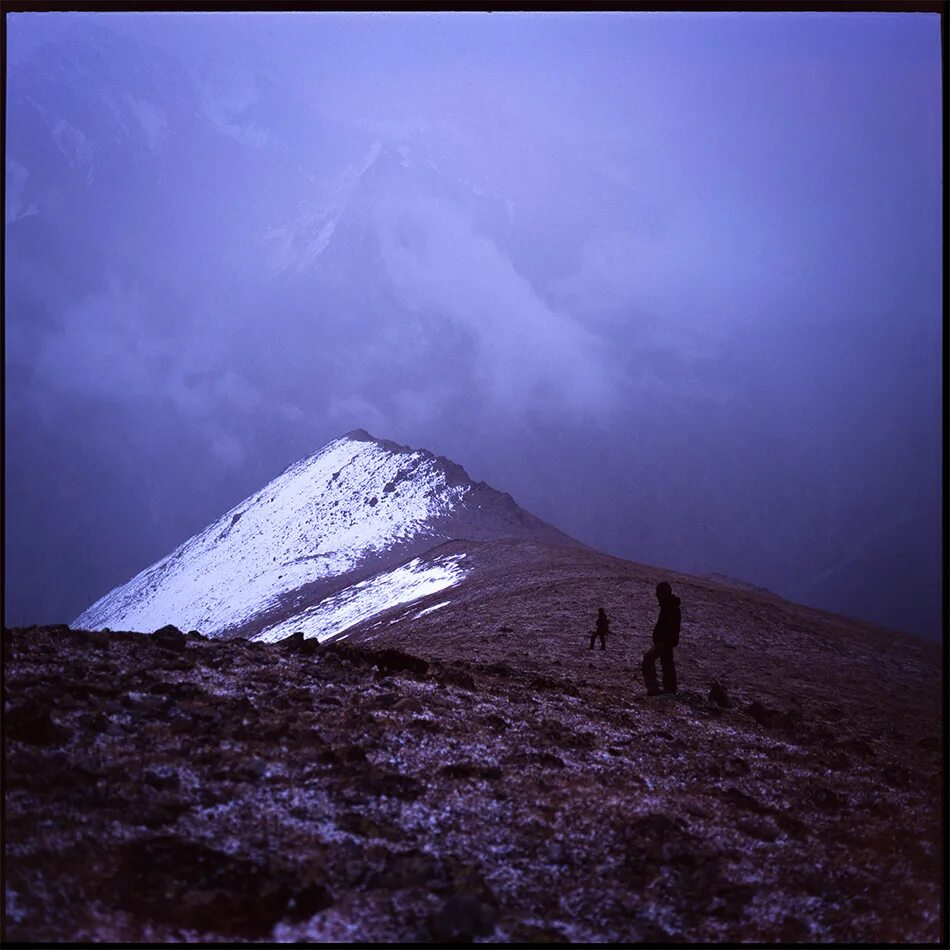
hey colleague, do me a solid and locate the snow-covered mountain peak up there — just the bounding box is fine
[74,430,580,640]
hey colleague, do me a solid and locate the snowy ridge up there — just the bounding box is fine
[74,431,471,636]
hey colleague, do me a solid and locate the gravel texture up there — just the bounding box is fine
[3,540,943,942]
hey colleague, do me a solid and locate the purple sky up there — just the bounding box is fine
[4,11,943,638]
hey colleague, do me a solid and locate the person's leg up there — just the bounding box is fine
[660,646,677,693]
[600,632,606,650]
[642,646,660,693]
[590,632,596,649]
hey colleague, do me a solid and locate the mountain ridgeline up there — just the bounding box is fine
[74,430,583,641]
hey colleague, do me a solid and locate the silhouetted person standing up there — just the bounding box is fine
[643,582,680,694]
[590,607,610,651]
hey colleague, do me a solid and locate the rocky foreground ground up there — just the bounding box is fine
[3,581,943,944]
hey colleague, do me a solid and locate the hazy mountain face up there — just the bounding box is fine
[4,12,942,637]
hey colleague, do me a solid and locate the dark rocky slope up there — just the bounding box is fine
[3,540,943,943]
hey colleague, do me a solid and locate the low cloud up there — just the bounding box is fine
[374,188,615,418]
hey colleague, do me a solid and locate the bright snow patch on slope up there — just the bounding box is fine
[74,436,470,635]
[251,554,467,643]
[411,600,451,620]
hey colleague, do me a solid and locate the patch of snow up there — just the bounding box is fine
[252,555,467,643]
[262,142,380,276]
[74,435,471,635]
[410,600,451,620]
[124,94,167,151]
[355,140,382,178]
[306,217,338,259]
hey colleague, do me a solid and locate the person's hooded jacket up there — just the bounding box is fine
[653,594,681,646]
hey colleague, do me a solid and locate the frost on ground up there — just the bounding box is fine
[5,540,942,943]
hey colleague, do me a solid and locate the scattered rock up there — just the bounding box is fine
[129,693,171,714]
[393,696,423,713]
[140,798,191,829]
[881,763,912,789]
[337,811,402,842]
[744,700,794,731]
[824,751,852,771]
[78,711,111,733]
[837,737,874,757]
[428,894,498,942]
[374,848,444,889]
[779,915,811,942]
[330,744,370,766]
[369,691,399,710]
[709,681,732,708]
[5,706,70,747]
[745,700,773,726]
[241,758,269,780]
[151,680,207,700]
[532,674,577,696]
[620,814,696,879]
[373,648,429,678]
[152,625,186,652]
[511,750,565,769]
[438,667,476,690]
[198,787,227,808]
[359,767,423,801]
[721,787,771,814]
[810,785,843,810]
[546,842,570,864]
[284,880,333,922]
[407,716,441,733]
[299,637,319,655]
[774,813,808,840]
[737,817,780,842]
[113,835,322,938]
[144,770,180,792]
[707,881,758,921]
[512,923,570,942]
[439,762,503,781]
